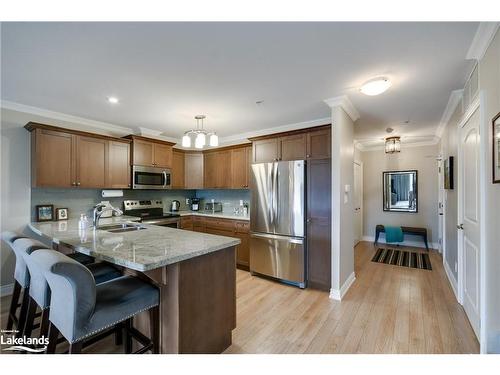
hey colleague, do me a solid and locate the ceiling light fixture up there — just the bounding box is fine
[360,77,391,96]
[107,96,119,104]
[385,136,401,154]
[182,115,218,149]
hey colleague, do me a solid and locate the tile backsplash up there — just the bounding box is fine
[195,189,251,214]
[31,188,251,220]
[31,188,195,221]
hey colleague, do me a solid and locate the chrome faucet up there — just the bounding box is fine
[92,203,123,229]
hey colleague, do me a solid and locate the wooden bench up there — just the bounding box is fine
[374,224,429,251]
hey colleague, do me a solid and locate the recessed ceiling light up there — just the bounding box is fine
[107,96,119,104]
[360,77,391,96]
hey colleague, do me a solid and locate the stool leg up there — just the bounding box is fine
[114,323,123,346]
[69,341,82,354]
[149,306,159,354]
[6,281,21,330]
[39,309,50,338]
[16,288,30,338]
[46,323,59,354]
[124,318,133,354]
[23,296,38,338]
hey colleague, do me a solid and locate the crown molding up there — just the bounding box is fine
[323,95,360,122]
[435,89,463,138]
[466,22,499,60]
[1,100,134,136]
[218,117,331,145]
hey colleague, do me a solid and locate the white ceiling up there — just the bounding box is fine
[1,22,477,145]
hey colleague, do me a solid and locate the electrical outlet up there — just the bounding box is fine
[185,198,190,205]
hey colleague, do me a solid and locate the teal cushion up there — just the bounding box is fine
[385,226,404,243]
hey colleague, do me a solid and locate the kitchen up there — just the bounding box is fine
[2,117,331,354]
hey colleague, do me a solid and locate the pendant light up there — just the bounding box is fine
[385,136,401,154]
[182,115,218,149]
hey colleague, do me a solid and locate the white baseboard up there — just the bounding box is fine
[329,271,356,301]
[443,259,459,301]
[0,283,14,297]
[362,235,438,250]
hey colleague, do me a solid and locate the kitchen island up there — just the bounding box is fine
[29,217,240,354]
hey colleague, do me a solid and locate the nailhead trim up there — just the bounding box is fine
[70,302,159,344]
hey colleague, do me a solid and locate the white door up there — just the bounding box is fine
[353,161,363,245]
[458,108,481,339]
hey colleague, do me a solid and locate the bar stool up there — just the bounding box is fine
[15,238,123,339]
[1,231,93,338]
[32,250,160,354]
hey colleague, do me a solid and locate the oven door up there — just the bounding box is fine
[132,165,171,189]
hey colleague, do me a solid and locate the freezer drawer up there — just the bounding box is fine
[250,232,305,287]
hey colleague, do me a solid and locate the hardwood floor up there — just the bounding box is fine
[0,241,479,354]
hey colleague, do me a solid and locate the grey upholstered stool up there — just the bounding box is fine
[2,231,93,338]
[32,250,160,354]
[15,238,123,340]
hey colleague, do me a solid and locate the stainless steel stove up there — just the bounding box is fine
[123,200,180,228]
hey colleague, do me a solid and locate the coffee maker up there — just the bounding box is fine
[190,198,200,211]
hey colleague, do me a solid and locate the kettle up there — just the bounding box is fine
[170,200,180,212]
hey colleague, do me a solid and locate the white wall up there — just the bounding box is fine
[360,144,440,248]
[0,110,31,291]
[478,27,500,353]
[330,105,355,297]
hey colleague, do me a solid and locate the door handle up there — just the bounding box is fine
[457,223,464,230]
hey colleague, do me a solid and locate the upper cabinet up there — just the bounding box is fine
[231,145,252,189]
[171,149,185,189]
[251,125,330,163]
[307,127,331,159]
[125,135,174,168]
[204,150,232,189]
[185,152,204,189]
[107,141,131,188]
[25,123,131,189]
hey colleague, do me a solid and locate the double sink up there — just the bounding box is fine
[98,223,147,233]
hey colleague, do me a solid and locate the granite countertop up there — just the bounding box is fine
[28,215,240,272]
[170,211,250,221]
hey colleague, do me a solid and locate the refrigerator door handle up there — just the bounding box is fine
[273,163,278,226]
[250,232,304,245]
[268,164,274,225]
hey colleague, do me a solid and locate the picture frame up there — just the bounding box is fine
[36,204,54,222]
[55,207,69,221]
[493,112,500,183]
[444,156,454,189]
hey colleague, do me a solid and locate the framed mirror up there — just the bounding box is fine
[383,170,418,213]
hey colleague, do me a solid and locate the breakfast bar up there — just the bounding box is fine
[28,217,240,354]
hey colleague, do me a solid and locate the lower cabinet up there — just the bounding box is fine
[180,215,250,269]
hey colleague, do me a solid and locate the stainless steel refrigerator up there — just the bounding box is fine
[250,160,306,288]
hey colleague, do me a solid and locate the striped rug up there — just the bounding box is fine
[371,248,432,270]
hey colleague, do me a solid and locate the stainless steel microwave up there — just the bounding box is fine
[132,165,171,189]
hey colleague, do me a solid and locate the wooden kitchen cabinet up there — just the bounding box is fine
[307,158,331,291]
[30,128,74,188]
[252,137,280,163]
[231,145,252,189]
[180,215,194,230]
[26,123,131,189]
[126,135,174,168]
[107,141,131,188]
[250,125,330,163]
[280,133,307,161]
[180,215,250,269]
[171,150,185,189]
[76,135,107,188]
[204,150,232,188]
[184,152,204,189]
[307,127,331,159]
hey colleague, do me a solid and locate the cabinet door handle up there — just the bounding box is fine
[76,182,81,186]
[306,154,311,158]
[72,182,76,186]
